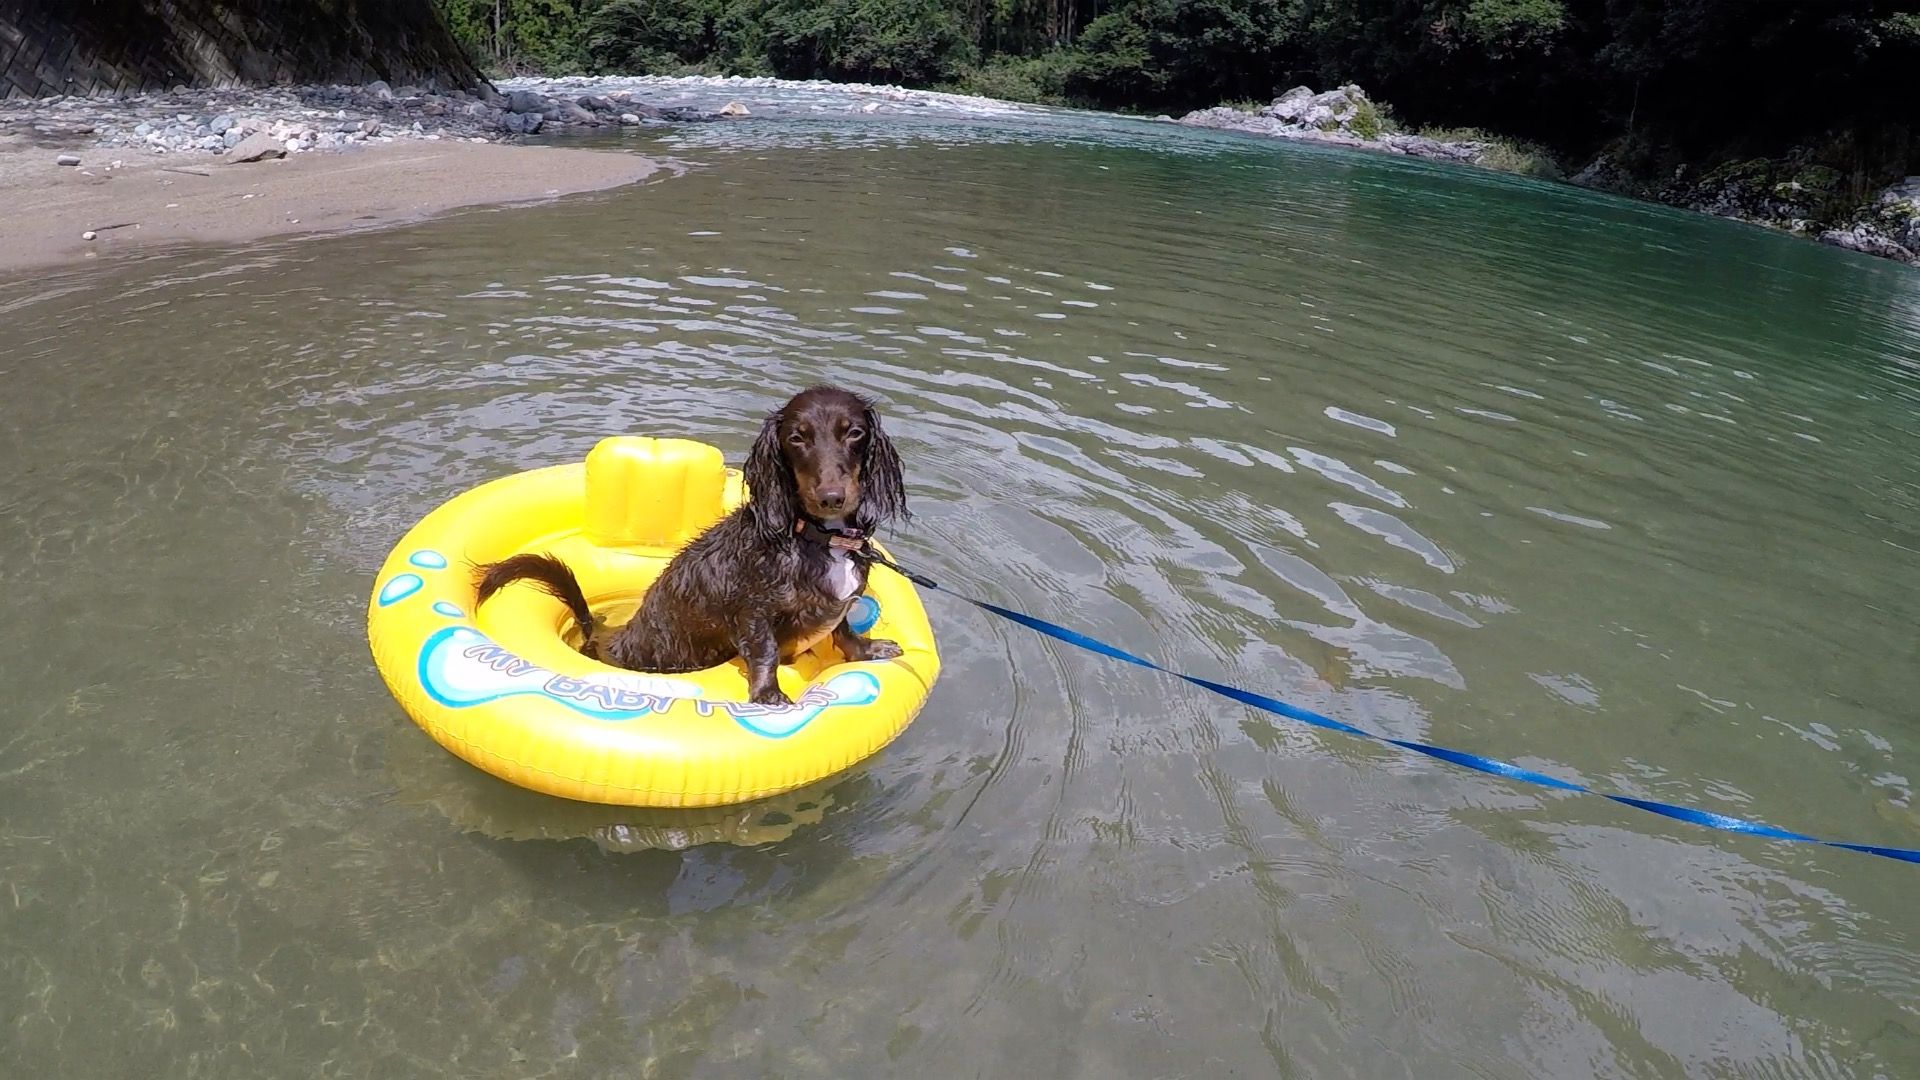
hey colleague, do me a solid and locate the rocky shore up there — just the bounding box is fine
[0,78,751,165]
[1181,83,1920,267]
[1818,180,1920,264]
[6,74,1914,268]
[1180,85,1490,167]
[1573,155,1920,266]
[0,73,1033,274]
[0,72,1030,168]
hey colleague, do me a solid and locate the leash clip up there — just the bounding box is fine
[864,544,940,591]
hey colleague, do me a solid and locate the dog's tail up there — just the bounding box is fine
[474,553,597,642]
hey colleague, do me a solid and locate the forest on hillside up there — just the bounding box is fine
[432,1,1919,189]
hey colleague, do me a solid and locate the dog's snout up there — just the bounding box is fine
[818,486,848,511]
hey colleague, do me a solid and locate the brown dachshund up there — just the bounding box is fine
[474,385,910,705]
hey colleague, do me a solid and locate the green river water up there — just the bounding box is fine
[2,107,1918,1077]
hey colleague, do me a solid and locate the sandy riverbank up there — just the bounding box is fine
[0,140,663,277]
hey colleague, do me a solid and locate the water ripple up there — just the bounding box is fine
[1,100,1917,1080]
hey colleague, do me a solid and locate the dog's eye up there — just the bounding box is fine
[846,427,866,442]
[787,432,807,446]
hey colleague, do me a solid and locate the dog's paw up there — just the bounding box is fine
[860,638,904,661]
[750,686,794,707]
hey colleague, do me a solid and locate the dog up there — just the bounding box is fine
[474,385,910,706]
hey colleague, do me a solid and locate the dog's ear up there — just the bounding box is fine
[857,399,910,529]
[744,411,796,536]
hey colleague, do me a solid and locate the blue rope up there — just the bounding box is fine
[870,554,1920,866]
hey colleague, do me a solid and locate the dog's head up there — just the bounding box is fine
[745,385,908,535]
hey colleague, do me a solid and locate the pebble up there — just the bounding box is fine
[56,153,81,165]
[1,84,514,161]
[0,74,1022,166]
[82,230,97,240]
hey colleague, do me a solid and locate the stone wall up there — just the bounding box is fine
[1,0,482,100]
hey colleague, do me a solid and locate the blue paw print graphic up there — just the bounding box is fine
[377,550,449,608]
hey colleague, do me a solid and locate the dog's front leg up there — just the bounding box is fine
[736,618,791,706]
[832,619,903,663]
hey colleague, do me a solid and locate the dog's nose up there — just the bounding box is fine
[818,487,847,511]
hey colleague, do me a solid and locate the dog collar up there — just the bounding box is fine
[794,519,867,553]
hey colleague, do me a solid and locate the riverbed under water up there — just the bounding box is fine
[3,101,1918,1077]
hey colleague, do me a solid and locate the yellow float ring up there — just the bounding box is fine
[365,436,940,808]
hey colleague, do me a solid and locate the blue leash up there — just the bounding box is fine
[868,552,1920,867]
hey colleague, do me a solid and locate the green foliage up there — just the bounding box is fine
[426,0,1917,199]
[1422,125,1563,179]
[1068,8,1165,104]
[758,0,975,83]
[435,0,588,74]
[1881,13,1920,42]
[941,52,1077,105]
[1349,96,1395,139]
[511,0,591,71]
[1474,138,1562,180]
[435,0,492,53]
[581,0,750,73]
[836,0,977,83]
[1461,0,1565,55]
[1065,0,1297,110]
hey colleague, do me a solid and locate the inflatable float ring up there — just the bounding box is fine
[366,436,941,808]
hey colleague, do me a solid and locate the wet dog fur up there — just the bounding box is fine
[473,385,909,706]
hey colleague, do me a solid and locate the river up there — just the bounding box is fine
[2,94,1917,1077]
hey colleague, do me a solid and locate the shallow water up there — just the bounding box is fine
[3,107,1919,1078]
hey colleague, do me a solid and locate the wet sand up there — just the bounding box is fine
[0,140,663,276]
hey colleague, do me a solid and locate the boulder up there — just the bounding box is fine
[225,130,287,163]
[1261,86,1314,123]
[497,111,543,135]
[1818,226,1918,264]
[1877,175,1920,206]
